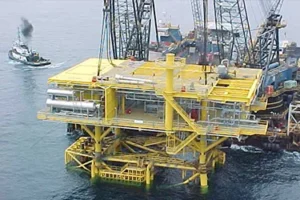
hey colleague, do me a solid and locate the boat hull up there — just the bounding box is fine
[8,50,51,67]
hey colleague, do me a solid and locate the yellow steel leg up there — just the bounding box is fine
[146,165,151,185]
[212,150,216,170]
[91,160,96,178]
[201,101,208,121]
[199,136,208,188]
[211,136,217,170]
[94,126,102,175]
[121,95,125,114]
[105,87,116,121]
[165,54,175,132]
[114,128,121,154]
[146,162,153,186]
[150,169,154,181]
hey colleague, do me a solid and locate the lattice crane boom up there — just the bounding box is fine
[97,0,159,76]
[247,0,285,68]
[191,0,203,40]
[99,0,159,60]
[213,0,253,63]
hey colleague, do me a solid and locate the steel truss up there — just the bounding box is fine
[107,0,159,60]
[213,0,253,63]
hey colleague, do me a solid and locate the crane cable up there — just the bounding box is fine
[97,4,115,77]
[97,11,107,76]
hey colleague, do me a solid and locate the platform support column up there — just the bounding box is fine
[94,126,102,175]
[146,162,153,185]
[201,101,208,121]
[211,137,217,170]
[199,136,208,188]
[150,168,154,181]
[91,160,96,178]
[165,54,175,132]
[114,128,122,154]
[241,103,249,119]
[121,95,125,114]
[146,165,151,185]
[105,87,116,122]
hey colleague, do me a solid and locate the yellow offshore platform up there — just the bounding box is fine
[37,53,268,188]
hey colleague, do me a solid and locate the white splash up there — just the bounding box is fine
[27,62,65,69]
[282,150,300,162]
[230,144,263,153]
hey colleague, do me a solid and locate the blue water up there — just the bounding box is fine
[1,0,300,199]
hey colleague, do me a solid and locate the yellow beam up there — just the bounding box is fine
[144,138,166,147]
[207,95,249,104]
[204,137,227,153]
[99,127,112,141]
[163,93,206,136]
[105,139,121,155]
[166,132,198,155]
[39,110,268,136]
[247,79,259,99]
[213,86,251,91]
[173,135,200,152]
[121,95,125,114]
[103,155,197,171]
[105,87,116,121]
[81,125,95,139]
[121,142,136,153]
[172,92,202,99]
[95,126,101,154]
[66,150,94,158]
[125,141,164,154]
[199,136,208,188]
[201,101,207,121]
[165,55,174,131]
[67,152,91,172]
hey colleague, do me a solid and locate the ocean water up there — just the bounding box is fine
[0,0,300,199]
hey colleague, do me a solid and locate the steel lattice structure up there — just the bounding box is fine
[248,0,284,68]
[213,0,253,63]
[105,0,158,61]
[191,0,203,40]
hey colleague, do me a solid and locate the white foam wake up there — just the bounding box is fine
[230,144,263,153]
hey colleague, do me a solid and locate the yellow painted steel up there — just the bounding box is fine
[165,54,175,133]
[105,87,116,121]
[201,101,207,121]
[199,136,208,187]
[121,95,125,114]
[38,53,270,189]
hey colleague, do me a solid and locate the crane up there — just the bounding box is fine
[213,0,253,64]
[190,0,203,41]
[97,0,159,76]
[247,0,285,68]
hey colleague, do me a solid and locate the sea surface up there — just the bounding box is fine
[0,0,300,199]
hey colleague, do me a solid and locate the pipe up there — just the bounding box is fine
[115,74,155,84]
[47,89,74,96]
[46,99,96,111]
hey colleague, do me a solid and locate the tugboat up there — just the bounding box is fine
[8,28,51,66]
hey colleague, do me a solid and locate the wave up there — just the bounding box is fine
[282,150,300,162]
[8,60,65,70]
[230,144,263,153]
[27,61,65,69]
